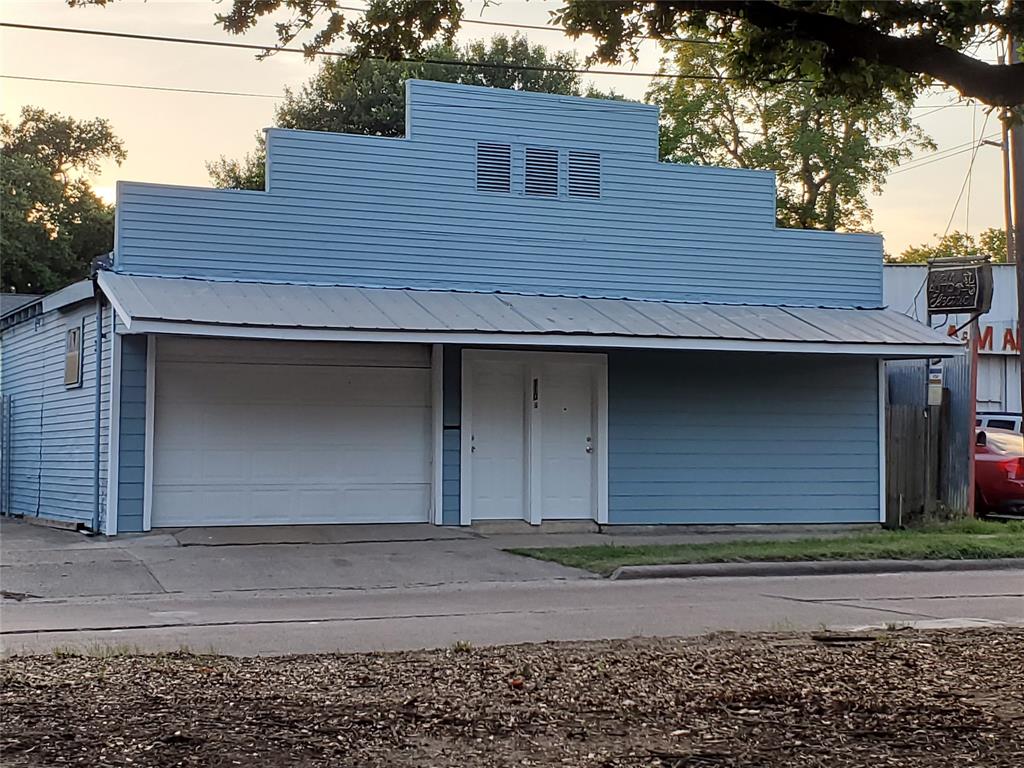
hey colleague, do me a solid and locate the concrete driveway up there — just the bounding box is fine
[0,518,591,599]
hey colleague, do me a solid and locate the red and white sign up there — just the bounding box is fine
[946,322,1020,355]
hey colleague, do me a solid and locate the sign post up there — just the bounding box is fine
[927,257,993,519]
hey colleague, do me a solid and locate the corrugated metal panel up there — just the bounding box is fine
[114,81,885,309]
[100,272,962,351]
[941,353,973,515]
[886,360,927,407]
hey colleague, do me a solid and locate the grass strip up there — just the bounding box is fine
[506,519,1024,575]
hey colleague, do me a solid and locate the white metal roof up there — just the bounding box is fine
[98,271,962,358]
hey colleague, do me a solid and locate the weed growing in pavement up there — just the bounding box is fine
[450,640,474,654]
[50,643,148,658]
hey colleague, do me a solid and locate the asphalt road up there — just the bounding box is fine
[4,569,1022,656]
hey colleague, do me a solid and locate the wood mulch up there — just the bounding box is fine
[2,628,1022,767]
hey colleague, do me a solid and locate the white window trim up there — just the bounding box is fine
[64,322,85,389]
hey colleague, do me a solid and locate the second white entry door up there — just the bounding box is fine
[538,361,596,520]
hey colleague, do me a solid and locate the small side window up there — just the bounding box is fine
[988,419,1016,430]
[64,325,83,388]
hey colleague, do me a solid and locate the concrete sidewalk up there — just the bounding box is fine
[4,570,1022,656]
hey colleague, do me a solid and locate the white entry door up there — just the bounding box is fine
[467,358,528,520]
[539,361,596,520]
[462,352,606,525]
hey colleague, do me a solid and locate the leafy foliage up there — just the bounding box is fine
[69,0,1023,106]
[1,107,124,293]
[894,228,1010,263]
[648,40,933,231]
[555,1,1024,108]
[209,33,609,189]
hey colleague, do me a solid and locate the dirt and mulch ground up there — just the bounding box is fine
[2,628,1023,767]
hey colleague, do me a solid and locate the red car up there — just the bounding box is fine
[975,428,1024,515]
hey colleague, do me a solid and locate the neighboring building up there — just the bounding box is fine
[0,294,42,317]
[0,80,959,534]
[884,264,1020,412]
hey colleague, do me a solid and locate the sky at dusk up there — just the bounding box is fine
[0,0,1007,257]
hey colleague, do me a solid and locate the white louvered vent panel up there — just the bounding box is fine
[568,151,601,199]
[476,142,512,193]
[524,147,559,197]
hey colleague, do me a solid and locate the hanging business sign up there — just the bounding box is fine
[926,260,993,315]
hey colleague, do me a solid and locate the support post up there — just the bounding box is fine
[1009,19,1024,415]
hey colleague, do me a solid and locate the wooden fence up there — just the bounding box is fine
[884,359,969,527]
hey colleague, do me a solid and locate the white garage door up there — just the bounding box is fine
[152,337,432,527]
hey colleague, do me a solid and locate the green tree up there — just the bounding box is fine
[209,33,604,189]
[894,228,1010,263]
[1,107,125,293]
[75,1,1021,107]
[649,41,932,231]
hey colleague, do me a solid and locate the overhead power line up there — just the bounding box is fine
[941,111,992,237]
[334,3,720,44]
[0,74,282,100]
[0,22,784,82]
[889,132,1000,176]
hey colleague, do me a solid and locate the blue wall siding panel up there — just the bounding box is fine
[441,345,462,525]
[607,351,880,524]
[407,81,661,161]
[116,335,147,533]
[115,80,883,309]
[0,301,111,527]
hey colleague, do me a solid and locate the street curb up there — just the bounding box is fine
[609,557,1024,580]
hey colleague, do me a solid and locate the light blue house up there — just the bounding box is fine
[0,80,960,534]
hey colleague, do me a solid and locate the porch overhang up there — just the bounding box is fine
[98,271,963,359]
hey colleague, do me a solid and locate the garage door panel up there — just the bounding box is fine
[153,484,430,527]
[152,339,432,527]
[159,365,429,405]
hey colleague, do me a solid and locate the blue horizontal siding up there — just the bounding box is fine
[115,80,883,309]
[0,301,111,528]
[407,81,661,160]
[441,345,462,526]
[607,351,880,524]
[116,335,147,533]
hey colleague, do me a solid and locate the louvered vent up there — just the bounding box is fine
[525,147,559,197]
[568,151,601,199]
[476,142,512,193]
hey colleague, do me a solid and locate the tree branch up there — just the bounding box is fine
[674,1,1024,107]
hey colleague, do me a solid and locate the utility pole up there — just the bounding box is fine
[997,55,1015,264]
[1010,20,1024,415]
